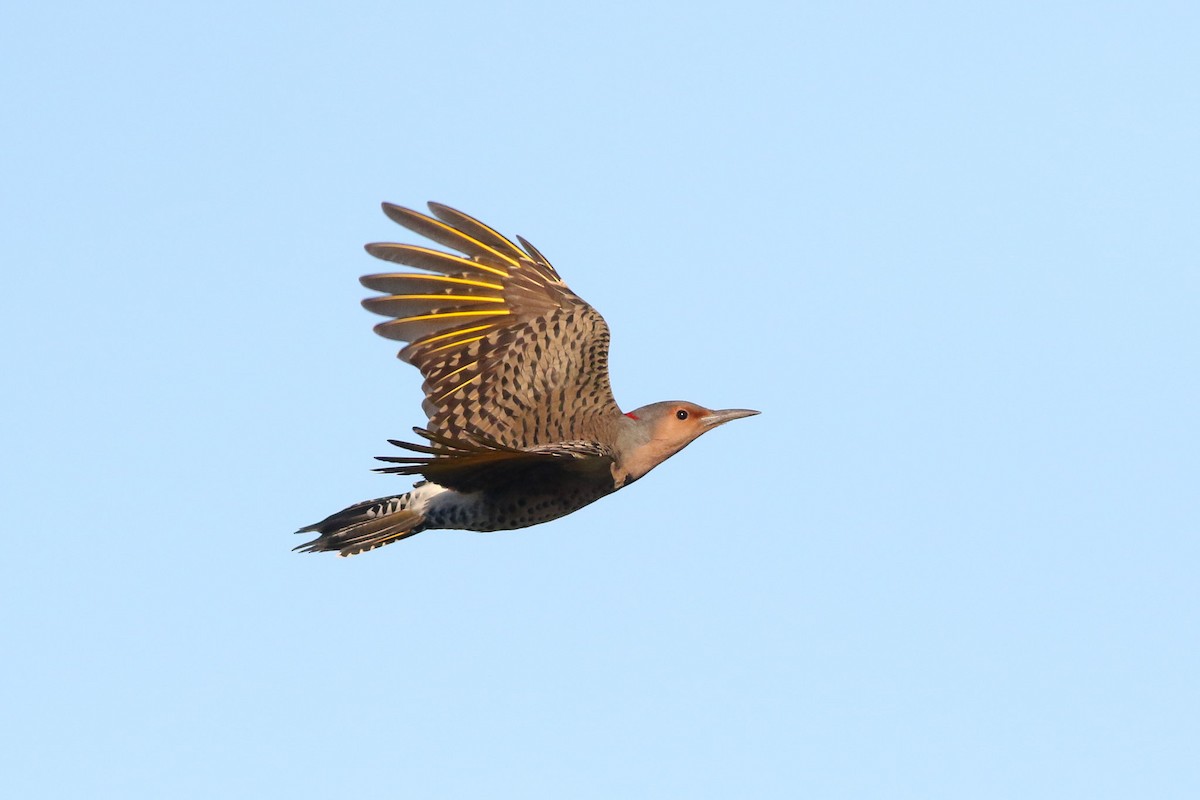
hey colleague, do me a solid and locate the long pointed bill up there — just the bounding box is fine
[700,408,761,428]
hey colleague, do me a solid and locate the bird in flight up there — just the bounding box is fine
[297,203,759,555]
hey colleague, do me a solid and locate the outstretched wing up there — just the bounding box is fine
[361,202,621,456]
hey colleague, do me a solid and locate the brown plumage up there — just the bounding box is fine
[296,202,758,555]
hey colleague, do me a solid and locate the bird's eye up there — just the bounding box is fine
[676,409,689,420]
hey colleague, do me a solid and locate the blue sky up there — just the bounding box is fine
[3,1,1197,797]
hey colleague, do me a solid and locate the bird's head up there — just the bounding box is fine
[615,401,760,484]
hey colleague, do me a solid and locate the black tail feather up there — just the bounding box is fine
[295,494,426,557]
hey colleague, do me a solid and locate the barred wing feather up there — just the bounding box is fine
[360,203,621,460]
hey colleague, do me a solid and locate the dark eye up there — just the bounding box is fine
[676,409,689,420]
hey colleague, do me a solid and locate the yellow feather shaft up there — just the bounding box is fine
[386,294,505,304]
[434,373,482,403]
[414,324,496,347]
[431,360,480,389]
[370,244,510,278]
[426,335,486,354]
[381,274,504,290]
[393,310,510,325]
[419,217,522,268]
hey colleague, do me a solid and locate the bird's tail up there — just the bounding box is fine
[294,494,426,557]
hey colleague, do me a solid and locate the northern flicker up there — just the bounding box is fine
[296,202,759,555]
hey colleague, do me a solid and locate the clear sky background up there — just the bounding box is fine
[3,1,1197,797]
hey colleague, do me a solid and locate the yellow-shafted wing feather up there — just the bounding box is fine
[361,202,620,451]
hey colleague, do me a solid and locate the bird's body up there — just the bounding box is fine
[297,203,757,556]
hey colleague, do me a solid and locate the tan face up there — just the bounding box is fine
[651,402,764,457]
[656,403,761,444]
[617,401,760,484]
[658,402,714,443]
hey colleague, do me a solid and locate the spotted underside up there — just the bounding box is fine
[360,203,623,491]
